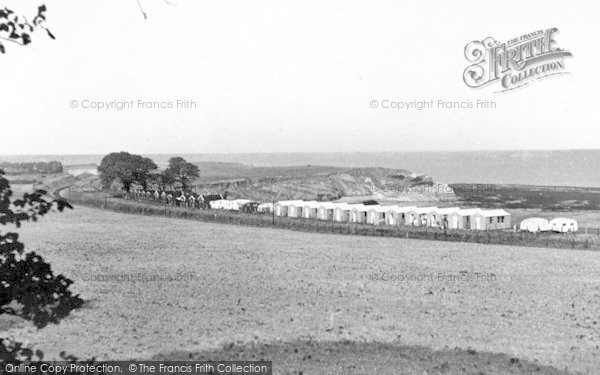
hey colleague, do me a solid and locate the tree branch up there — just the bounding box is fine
[136,0,147,19]
[0,35,24,46]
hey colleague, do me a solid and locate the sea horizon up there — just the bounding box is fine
[2,149,599,188]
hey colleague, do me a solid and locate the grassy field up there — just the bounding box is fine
[451,184,600,211]
[3,204,600,374]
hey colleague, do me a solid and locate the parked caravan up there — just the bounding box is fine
[519,217,551,232]
[209,199,230,210]
[549,218,578,233]
[199,194,223,209]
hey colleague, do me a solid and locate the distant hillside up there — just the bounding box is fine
[0,161,63,174]
[190,162,456,203]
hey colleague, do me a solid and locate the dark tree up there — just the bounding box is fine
[0,169,83,360]
[98,152,158,193]
[0,5,54,54]
[159,169,177,190]
[163,157,199,191]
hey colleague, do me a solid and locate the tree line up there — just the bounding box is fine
[98,152,200,192]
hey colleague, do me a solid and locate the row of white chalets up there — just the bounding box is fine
[274,200,512,231]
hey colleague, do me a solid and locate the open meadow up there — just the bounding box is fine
[2,204,599,374]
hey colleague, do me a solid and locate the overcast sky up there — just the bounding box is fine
[1,0,599,155]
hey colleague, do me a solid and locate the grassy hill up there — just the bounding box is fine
[190,162,456,203]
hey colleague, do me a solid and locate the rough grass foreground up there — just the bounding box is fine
[6,206,600,374]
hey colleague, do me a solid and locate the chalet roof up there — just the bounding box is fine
[479,209,510,217]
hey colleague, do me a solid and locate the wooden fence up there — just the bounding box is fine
[65,191,600,251]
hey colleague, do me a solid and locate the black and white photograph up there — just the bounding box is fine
[1,1,599,374]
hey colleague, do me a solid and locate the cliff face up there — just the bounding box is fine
[190,166,456,203]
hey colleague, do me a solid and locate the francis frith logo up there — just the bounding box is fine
[463,28,572,92]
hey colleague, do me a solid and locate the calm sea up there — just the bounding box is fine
[1,150,599,187]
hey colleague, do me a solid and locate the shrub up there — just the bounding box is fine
[0,169,83,360]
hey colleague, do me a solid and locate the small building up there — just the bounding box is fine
[257,202,273,213]
[317,202,337,221]
[448,208,482,230]
[368,206,392,226]
[549,218,578,233]
[385,206,417,226]
[429,207,460,228]
[240,201,259,213]
[288,200,309,218]
[520,217,550,232]
[474,209,512,230]
[349,204,370,224]
[302,201,321,219]
[230,199,252,211]
[274,200,304,217]
[333,203,353,222]
[406,207,439,226]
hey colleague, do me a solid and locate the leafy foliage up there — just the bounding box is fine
[163,157,200,191]
[0,169,83,360]
[0,5,54,54]
[98,152,158,193]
